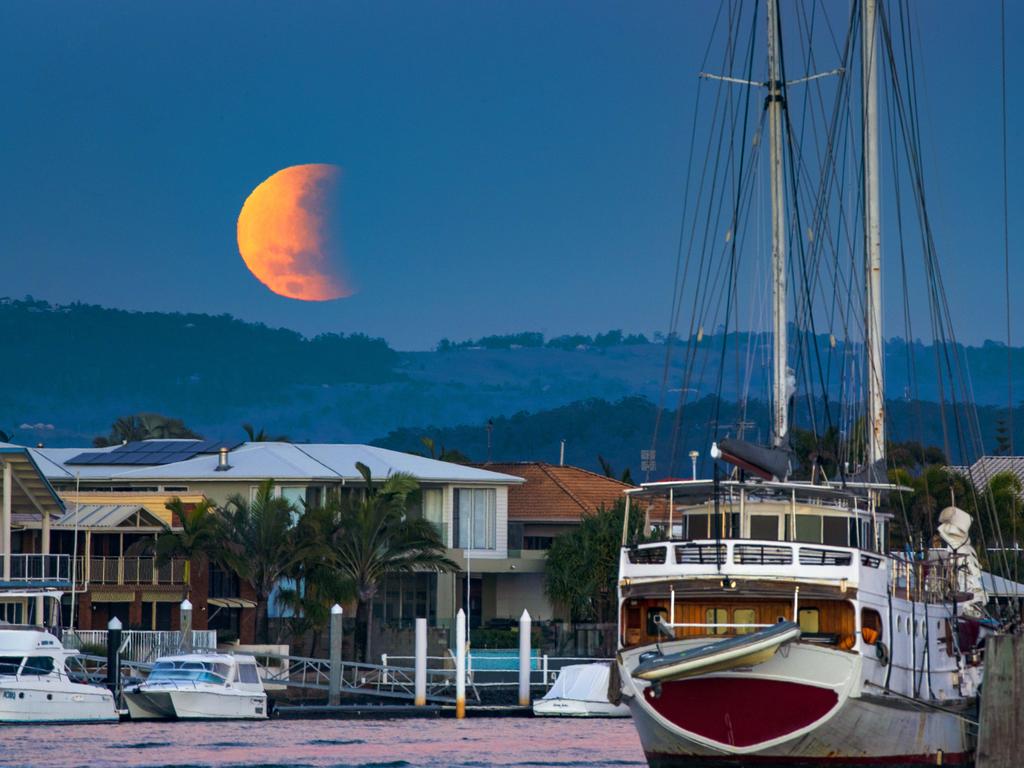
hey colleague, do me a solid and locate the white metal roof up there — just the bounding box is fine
[53,503,166,530]
[30,441,524,486]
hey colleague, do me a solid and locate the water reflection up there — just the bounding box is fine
[0,718,646,768]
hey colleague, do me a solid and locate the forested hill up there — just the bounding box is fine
[0,298,1021,453]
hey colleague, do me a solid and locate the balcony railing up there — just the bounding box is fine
[0,554,73,585]
[79,556,187,587]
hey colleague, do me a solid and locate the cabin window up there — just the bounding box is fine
[822,517,848,546]
[687,514,711,540]
[705,608,728,635]
[0,657,21,674]
[861,608,883,644]
[798,608,820,634]
[897,616,903,633]
[238,664,260,684]
[750,515,779,541]
[734,608,757,635]
[21,657,54,675]
[795,515,822,543]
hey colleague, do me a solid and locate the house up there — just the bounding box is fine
[950,456,1024,490]
[26,440,524,641]
[455,462,634,625]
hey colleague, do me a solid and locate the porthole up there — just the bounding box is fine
[897,616,903,633]
[46,694,52,701]
[18,692,24,699]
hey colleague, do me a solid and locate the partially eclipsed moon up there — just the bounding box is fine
[237,163,353,301]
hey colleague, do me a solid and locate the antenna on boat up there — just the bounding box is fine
[863,0,885,473]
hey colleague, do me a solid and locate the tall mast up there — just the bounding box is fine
[766,0,789,448]
[863,0,885,468]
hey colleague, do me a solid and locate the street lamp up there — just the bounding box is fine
[689,450,699,481]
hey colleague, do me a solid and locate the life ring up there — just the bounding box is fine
[875,641,890,667]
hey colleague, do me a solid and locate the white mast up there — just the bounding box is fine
[766,0,789,448]
[863,0,885,468]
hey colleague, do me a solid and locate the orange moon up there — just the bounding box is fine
[237,163,353,301]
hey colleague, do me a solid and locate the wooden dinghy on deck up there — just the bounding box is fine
[631,621,801,683]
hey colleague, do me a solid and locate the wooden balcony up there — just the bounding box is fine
[78,556,187,587]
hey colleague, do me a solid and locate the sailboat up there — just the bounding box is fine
[613,1,996,764]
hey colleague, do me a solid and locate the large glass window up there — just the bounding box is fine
[0,657,21,675]
[795,515,822,543]
[454,488,496,550]
[823,517,849,546]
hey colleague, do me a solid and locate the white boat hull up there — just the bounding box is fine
[619,640,974,766]
[533,697,629,717]
[124,684,267,720]
[0,678,117,724]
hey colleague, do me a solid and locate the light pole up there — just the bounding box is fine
[689,450,699,481]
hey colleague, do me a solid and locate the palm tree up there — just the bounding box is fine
[242,423,290,442]
[276,502,353,655]
[94,413,202,447]
[220,480,299,643]
[329,463,456,661]
[154,498,224,592]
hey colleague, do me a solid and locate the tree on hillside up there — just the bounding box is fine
[93,413,202,447]
[995,416,1013,456]
[328,463,456,661]
[154,499,224,594]
[242,423,290,442]
[221,480,298,643]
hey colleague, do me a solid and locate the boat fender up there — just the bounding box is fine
[649,681,662,700]
[876,641,890,667]
[607,662,623,706]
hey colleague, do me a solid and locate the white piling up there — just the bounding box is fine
[329,604,343,706]
[518,609,531,707]
[179,599,193,652]
[455,609,466,719]
[414,617,427,706]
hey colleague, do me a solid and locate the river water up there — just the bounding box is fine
[0,718,647,768]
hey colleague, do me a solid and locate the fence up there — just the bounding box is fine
[64,629,217,663]
[0,554,72,584]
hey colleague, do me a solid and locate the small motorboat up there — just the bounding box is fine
[533,662,629,717]
[0,626,117,723]
[124,652,267,720]
[631,621,801,683]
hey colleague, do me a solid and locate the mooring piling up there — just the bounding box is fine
[414,617,427,706]
[106,616,122,697]
[179,598,192,652]
[977,633,1024,768]
[455,608,466,719]
[328,603,343,706]
[518,609,531,707]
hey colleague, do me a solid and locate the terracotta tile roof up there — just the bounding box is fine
[472,462,635,522]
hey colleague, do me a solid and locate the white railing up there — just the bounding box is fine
[76,556,187,586]
[64,629,217,663]
[0,554,72,583]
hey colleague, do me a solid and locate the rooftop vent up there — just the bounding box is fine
[215,446,231,472]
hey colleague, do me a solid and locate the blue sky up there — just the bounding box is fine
[0,1,1019,350]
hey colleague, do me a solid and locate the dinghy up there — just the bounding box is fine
[631,621,800,683]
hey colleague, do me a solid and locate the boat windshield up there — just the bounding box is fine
[149,660,230,685]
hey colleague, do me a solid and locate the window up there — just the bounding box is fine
[861,608,883,644]
[686,514,711,539]
[734,608,757,635]
[706,608,728,635]
[646,607,669,636]
[0,657,21,675]
[21,657,54,676]
[795,515,822,543]
[798,608,820,634]
[237,664,260,684]
[750,515,779,541]
[822,517,848,546]
[523,536,553,550]
[422,489,445,540]
[454,488,496,550]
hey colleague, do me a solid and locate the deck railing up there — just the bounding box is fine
[77,556,187,586]
[0,554,72,584]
